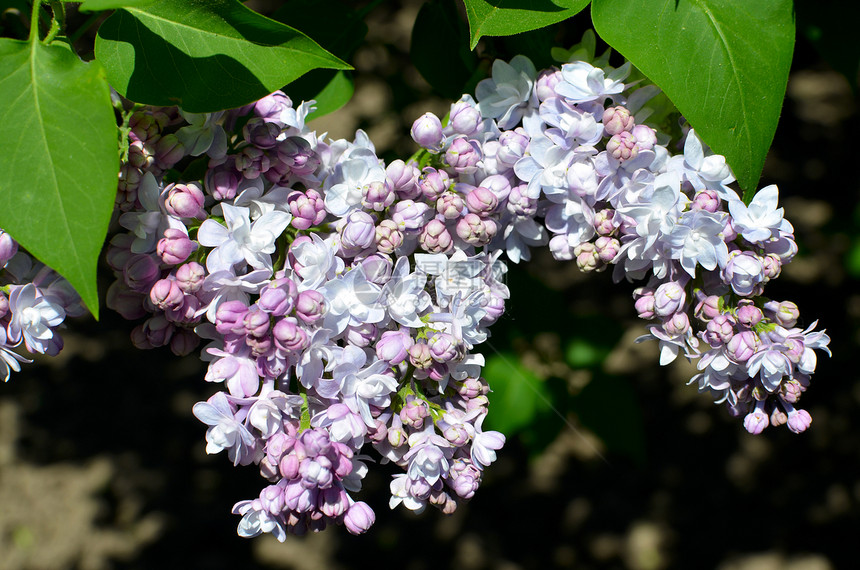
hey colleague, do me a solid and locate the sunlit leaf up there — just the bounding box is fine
[462,0,591,49]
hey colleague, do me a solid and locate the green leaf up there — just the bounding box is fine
[412,0,479,99]
[482,352,551,435]
[78,0,155,12]
[94,0,351,112]
[0,39,118,318]
[462,0,591,49]
[592,0,795,199]
[305,71,354,120]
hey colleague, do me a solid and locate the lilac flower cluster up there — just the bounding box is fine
[102,36,830,539]
[0,230,82,382]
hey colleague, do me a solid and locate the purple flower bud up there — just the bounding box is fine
[344,501,376,535]
[149,278,184,310]
[123,254,160,292]
[409,342,433,370]
[287,189,327,230]
[761,253,781,280]
[254,91,292,122]
[0,230,18,266]
[391,200,430,232]
[456,213,496,246]
[478,174,513,203]
[376,330,414,364]
[506,184,537,218]
[418,167,450,201]
[273,317,308,353]
[215,300,249,336]
[663,312,690,336]
[362,180,395,211]
[419,219,453,254]
[694,295,722,322]
[375,219,404,254]
[548,234,575,261]
[764,300,799,328]
[726,330,757,362]
[357,254,393,285]
[787,408,812,434]
[735,301,763,329]
[154,134,185,169]
[243,117,282,149]
[319,487,349,518]
[602,106,634,136]
[260,484,286,516]
[386,160,421,200]
[781,380,803,404]
[496,128,529,169]
[235,146,270,179]
[175,262,205,293]
[654,281,686,317]
[445,137,481,173]
[258,277,298,316]
[705,314,735,347]
[411,112,445,151]
[164,183,205,219]
[243,305,271,337]
[0,293,8,319]
[345,323,377,348]
[592,209,617,237]
[691,189,720,213]
[277,136,319,177]
[573,242,600,272]
[140,315,174,347]
[165,295,201,325]
[631,125,657,150]
[129,111,161,141]
[594,236,620,264]
[428,332,460,363]
[117,165,141,207]
[295,290,325,324]
[634,292,656,320]
[607,131,638,161]
[770,407,788,426]
[535,68,562,101]
[399,396,429,429]
[341,210,376,253]
[170,328,199,357]
[743,407,769,435]
[465,186,499,216]
[436,191,465,219]
[204,158,241,201]
[448,98,482,136]
[280,453,300,480]
[157,228,197,265]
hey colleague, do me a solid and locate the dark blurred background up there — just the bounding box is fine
[1,1,858,568]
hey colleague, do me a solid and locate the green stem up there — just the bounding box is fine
[28,0,41,43]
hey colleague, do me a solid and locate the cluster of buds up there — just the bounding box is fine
[100,33,829,540]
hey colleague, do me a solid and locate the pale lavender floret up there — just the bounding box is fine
[362,180,395,211]
[514,135,576,199]
[726,330,757,363]
[199,268,271,323]
[197,204,291,274]
[653,281,686,317]
[192,391,257,466]
[728,184,794,244]
[663,312,690,337]
[290,234,343,291]
[356,254,393,286]
[7,284,65,355]
[496,128,530,170]
[539,97,603,149]
[320,266,385,334]
[386,159,421,200]
[258,277,297,316]
[175,110,228,158]
[343,501,375,535]
[534,68,562,101]
[295,289,325,324]
[664,209,730,278]
[232,499,286,542]
[325,155,387,217]
[0,320,31,382]
[475,55,537,129]
[418,167,450,201]
[555,60,630,104]
[470,413,505,469]
[119,172,186,254]
[764,300,800,329]
[667,129,734,194]
[722,251,765,297]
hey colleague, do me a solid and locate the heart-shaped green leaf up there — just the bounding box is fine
[78,0,156,12]
[462,0,591,49]
[94,0,351,112]
[592,0,795,198]
[0,39,118,318]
